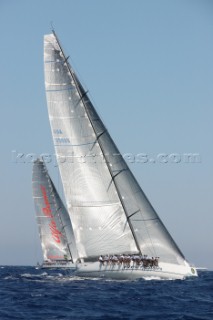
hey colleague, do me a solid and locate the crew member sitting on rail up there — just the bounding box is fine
[154,257,159,267]
[99,255,104,265]
[134,255,141,267]
[104,255,110,265]
[111,255,118,265]
[118,254,124,265]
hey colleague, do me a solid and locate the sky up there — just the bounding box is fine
[0,0,212,269]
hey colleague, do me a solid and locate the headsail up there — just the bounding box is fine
[32,159,78,263]
[44,32,186,266]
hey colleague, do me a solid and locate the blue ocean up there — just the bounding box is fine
[0,266,212,320]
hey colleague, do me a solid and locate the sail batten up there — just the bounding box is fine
[44,32,186,265]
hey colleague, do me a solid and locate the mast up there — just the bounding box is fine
[52,30,141,255]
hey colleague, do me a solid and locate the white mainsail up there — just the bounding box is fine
[32,159,78,263]
[44,32,186,267]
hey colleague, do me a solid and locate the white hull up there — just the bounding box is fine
[75,261,198,280]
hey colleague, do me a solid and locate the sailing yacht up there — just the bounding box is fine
[43,31,197,279]
[32,159,78,268]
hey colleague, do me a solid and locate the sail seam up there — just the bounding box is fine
[46,87,73,92]
[131,218,159,222]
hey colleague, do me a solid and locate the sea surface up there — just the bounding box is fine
[0,266,212,320]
